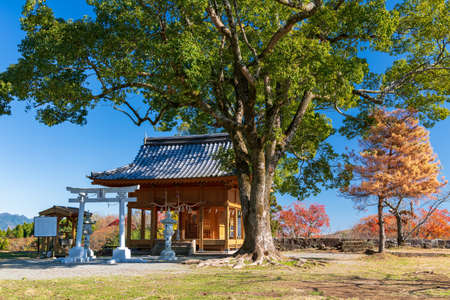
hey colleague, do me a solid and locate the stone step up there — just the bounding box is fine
[341,240,373,252]
[151,240,196,256]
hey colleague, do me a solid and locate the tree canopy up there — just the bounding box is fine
[1,0,448,197]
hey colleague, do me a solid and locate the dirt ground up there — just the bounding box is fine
[274,272,450,299]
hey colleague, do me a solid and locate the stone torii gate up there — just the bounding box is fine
[63,185,138,263]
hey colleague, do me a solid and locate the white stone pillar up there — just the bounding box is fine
[118,196,126,248]
[64,193,88,263]
[112,192,131,262]
[75,194,86,248]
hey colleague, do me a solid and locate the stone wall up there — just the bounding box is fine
[275,237,450,251]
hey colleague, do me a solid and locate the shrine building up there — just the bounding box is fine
[89,133,243,252]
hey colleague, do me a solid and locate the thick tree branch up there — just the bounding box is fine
[277,90,314,156]
[206,4,256,86]
[197,99,240,131]
[352,89,384,104]
[232,0,260,75]
[334,101,361,121]
[255,0,321,63]
[92,82,165,100]
[353,50,449,105]
[113,101,171,126]
[275,0,313,9]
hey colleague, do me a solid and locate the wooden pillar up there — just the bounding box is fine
[199,206,204,251]
[180,212,185,240]
[53,216,60,255]
[225,202,230,252]
[234,208,238,248]
[140,209,146,240]
[151,206,157,246]
[241,210,245,240]
[126,205,132,246]
[71,217,76,247]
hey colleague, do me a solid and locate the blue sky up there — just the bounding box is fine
[0,0,449,233]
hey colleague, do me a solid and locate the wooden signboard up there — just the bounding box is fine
[34,216,57,237]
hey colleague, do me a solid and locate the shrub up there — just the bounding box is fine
[0,237,9,250]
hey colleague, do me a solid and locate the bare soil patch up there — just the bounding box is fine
[276,271,450,299]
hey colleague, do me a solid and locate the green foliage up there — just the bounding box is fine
[0,0,448,201]
[105,233,119,247]
[2,222,35,239]
[0,237,9,250]
[274,111,351,200]
[58,217,74,238]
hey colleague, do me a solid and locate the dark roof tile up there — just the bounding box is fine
[90,133,232,180]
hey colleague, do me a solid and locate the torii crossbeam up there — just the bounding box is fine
[63,186,138,263]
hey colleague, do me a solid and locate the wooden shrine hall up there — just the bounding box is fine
[90,133,243,252]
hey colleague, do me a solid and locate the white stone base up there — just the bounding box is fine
[61,246,95,264]
[159,249,177,261]
[112,247,131,261]
[107,247,146,263]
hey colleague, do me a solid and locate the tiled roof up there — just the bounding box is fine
[39,206,92,217]
[90,133,233,181]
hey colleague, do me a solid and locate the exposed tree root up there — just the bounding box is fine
[195,250,321,270]
[194,250,330,271]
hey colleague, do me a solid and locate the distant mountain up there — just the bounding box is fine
[0,213,33,230]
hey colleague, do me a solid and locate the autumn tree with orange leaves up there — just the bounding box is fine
[352,208,450,240]
[352,214,398,239]
[278,203,330,238]
[417,208,450,239]
[341,109,446,252]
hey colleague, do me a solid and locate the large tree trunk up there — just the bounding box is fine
[236,149,278,262]
[394,213,404,247]
[378,197,386,253]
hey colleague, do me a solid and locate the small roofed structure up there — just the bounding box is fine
[90,133,243,253]
[38,206,92,257]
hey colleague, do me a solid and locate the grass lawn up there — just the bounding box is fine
[0,254,449,299]
[0,251,39,259]
[387,247,450,254]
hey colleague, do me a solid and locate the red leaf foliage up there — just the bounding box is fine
[418,208,450,239]
[353,208,450,239]
[278,203,330,238]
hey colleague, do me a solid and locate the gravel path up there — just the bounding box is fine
[0,252,363,280]
[0,257,191,280]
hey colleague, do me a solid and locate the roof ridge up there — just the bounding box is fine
[144,133,229,145]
